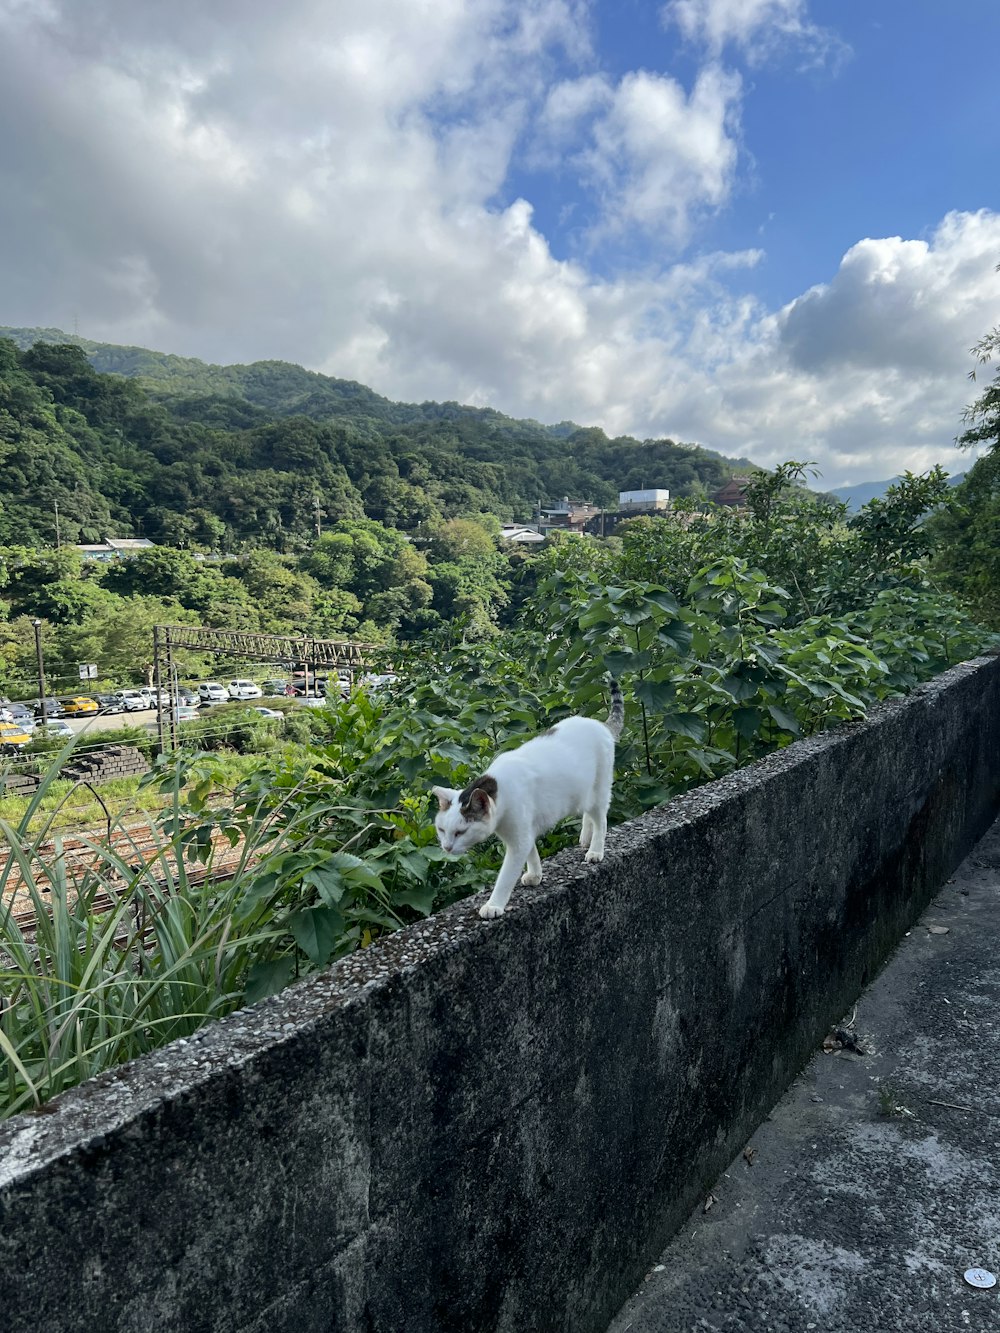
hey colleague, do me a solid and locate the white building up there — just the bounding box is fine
[618,489,670,511]
[75,538,157,561]
[499,525,546,544]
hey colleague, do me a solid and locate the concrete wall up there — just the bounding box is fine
[3,655,1000,1333]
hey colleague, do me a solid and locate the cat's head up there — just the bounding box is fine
[432,775,498,855]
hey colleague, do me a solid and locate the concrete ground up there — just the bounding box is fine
[65,708,159,736]
[606,815,1000,1333]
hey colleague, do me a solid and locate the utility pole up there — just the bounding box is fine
[153,625,165,755]
[54,500,61,551]
[33,619,48,724]
[313,496,323,540]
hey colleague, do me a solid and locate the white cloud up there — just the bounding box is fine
[581,65,742,241]
[779,212,1000,376]
[662,0,847,68]
[677,212,1000,483]
[533,65,743,243]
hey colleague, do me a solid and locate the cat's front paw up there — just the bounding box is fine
[584,848,605,863]
[479,903,505,920]
[521,870,542,885]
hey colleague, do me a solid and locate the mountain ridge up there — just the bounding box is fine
[831,473,966,513]
[0,327,759,549]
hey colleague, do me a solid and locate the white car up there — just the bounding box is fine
[36,719,75,740]
[113,689,148,712]
[252,706,283,719]
[228,679,262,700]
[360,672,400,692]
[198,682,229,704]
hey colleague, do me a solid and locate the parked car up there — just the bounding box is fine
[158,697,194,720]
[252,706,283,720]
[5,703,36,732]
[0,704,11,723]
[95,693,123,714]
[0,721,32,753]
[31,697,65,719]
[35,719,75,741]
[175,687,199,707]
[138,687,169,708]
[112,689,147,712]
[174,705,200,723]
[261,679,288,697]
[289,673,327,697]
[360,673,400,692]
[61,696,99,716]
[197,682,229,704]
[228,679,262,700]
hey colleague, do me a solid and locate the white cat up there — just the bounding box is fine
[432,679,624,919]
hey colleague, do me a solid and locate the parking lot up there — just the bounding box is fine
[58,699,318,737]
[62,708,162,737]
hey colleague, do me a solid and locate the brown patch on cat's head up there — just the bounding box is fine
[458,774,498,820]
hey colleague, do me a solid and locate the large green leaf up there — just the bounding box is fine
[643,588,681,616]
[719,671,758,703]
[288,903,345,966]
[603,648,644,674]
[392,884,438,916]
[732,707,763,740]
[657,620,694,653]
[578,604,615,630]
[660,712,707,741]
[767,704,801,734]
[306,867,346,906]
[244,956,296,1007]
[614,602,653,626]
[397,753,427,782]
[634,678,677,711]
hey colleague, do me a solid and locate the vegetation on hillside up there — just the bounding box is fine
[0,330,754,551]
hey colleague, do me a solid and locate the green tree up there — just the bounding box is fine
[958,321,1000,454]
[929,450,1000,627]
[225,551,319,631]
[53,595,198,686]
[300,519,432,633]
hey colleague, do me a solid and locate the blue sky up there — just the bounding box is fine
[1,0,998,486]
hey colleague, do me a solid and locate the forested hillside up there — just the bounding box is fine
[0,327,756,550]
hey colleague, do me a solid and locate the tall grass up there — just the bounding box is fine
[0,747,330,1121]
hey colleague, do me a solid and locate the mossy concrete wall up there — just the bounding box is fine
[2,656,1000,1333]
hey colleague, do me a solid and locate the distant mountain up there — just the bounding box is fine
[1,325,756,466]
[831,473,966,513]
[0,326,764,549]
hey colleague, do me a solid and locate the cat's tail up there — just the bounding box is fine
[605,676,624,740]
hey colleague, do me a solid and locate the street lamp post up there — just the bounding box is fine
[32,619,48,724]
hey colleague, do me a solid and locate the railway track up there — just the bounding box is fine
[1,820,257,937]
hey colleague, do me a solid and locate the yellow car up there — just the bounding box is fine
[61,696,99,715]
[0,721,32,752]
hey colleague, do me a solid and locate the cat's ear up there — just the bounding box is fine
[431,786,455,812]
[466,786,495,817]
